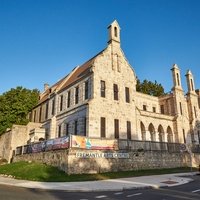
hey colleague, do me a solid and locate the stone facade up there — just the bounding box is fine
[28,20,200,146]
[1,20,200,163]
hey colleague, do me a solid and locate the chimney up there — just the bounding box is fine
[44,83,49,91]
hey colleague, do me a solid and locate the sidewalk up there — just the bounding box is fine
[0,172,197,192]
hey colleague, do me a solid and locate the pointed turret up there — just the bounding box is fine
[171,64,183,90]
[107,20,121,45]
[185,69,195,93]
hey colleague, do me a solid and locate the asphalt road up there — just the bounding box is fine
[1,175,200,200]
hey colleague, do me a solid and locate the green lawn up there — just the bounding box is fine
[0,161,197,182]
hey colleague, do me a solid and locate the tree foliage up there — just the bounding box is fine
[0,87,39,135]
[136,79,165,97]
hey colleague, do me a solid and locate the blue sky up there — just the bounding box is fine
[1,0,200,94]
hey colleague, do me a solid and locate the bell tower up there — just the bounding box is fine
[107,20,121,45]
[171,64,183,90]
[185,70,195,94]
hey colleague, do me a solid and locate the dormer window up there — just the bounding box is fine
[114,27,118,37]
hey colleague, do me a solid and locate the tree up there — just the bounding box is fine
[0,87,39,135]
[136,79,165,97]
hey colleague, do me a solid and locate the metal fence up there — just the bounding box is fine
[191,144,200,153]
[15,137,190,156]
[118,139,182,153]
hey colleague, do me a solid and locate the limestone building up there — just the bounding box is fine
[30,20,200,146]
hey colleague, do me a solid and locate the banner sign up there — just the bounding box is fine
[52,136,69,150]
[71,135,118,150]
[30,142,45,153]
[76,152,129,159]
[45,139,54,151]
[28,136,70,153]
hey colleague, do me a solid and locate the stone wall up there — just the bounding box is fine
[13,149,193,174]
[0,130,12,162]
[0,123,41,162]
[14,149,69,172]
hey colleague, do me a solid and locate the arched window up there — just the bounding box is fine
[148,123,156,141]
[183,129,186,143]
[114,27,118,37]
[176,73,180,86]
[158,125,164,142]
[140,122,146,140]
[167,126,173,143]
[190,79,194,91]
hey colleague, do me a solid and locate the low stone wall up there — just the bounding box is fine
[13,149,69,172]
[13,149,195,174]
[68,150,192,174]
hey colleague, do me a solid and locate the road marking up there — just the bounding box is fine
[126,193,142,198]
[95,195,107,199]
[192,189,200,193]
[114,192,123,195]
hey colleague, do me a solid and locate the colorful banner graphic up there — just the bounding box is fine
[71,135,118,150]
[52,136,69,150]
[30,142,45,153]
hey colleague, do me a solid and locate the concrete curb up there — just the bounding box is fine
[0,172,196,192]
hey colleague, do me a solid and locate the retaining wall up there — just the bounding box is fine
[13,149,195,174]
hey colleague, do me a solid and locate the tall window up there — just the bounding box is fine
[66,123,69,136]
[183,129,186,144]
[191,79,194,91]
[52,99,55,115]
[143,105,147,111]
[194,106,197,118]
[114,119,119,139]
[75,87,79,104]
[125,87,130,103]
[153,107,156,113]
[74,120,78,135]
[160,105,164,114]
[45,102,49,120]
[100,117,106,137]
[58,125,61,138]
[114,27,118,37]
[67,90,71,108]
[45,128,50,140]
[100,80,106,97]
[85,81,89,100]
[191,131,195,143]
[179,102,183,115]
[33,110,36,122]
[177,73,180,86]
[84,117,87,136]
[39,106,42,122]
[199,99,200,109]
[127,121,131,140]
[60,95,63,111]
[113,84,119,100]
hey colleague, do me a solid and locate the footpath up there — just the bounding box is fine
[0,172,197,191]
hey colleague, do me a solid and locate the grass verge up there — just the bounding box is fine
[0,161,197,182]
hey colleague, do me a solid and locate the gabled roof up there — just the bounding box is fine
[38,49,105,105]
